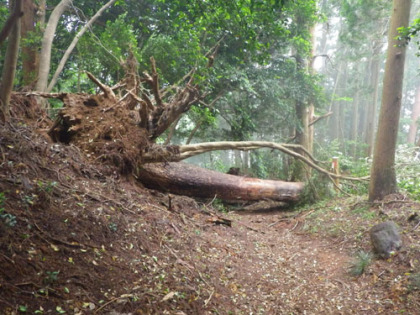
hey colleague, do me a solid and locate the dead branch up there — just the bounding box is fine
[164,116,182,145]
[19,91,70,99]
[86,72,115,99]
[309,111,333,127]
[149,56,163,107]
[142,141,369,182]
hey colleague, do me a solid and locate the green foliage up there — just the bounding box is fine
[250,151,269,179]
[348,250,372,276]
[408,272,420,291]
[77,13,140,84]
[37,180,58,193]
[18,305,27,313]
[109,222,118,232]
[211,198,228,213]
[0,192,17,228]
[351,205,376,220]
[396,145,420,200]
[44,271,60,285]
[397,18,420,55]
[204,152,229,173]
[141,33,203,84]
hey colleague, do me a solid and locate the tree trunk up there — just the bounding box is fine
[329,61,347,144]
[138,162,304,202]
[307,25,317,155]
[292,53,310,181]
[36,0,72,93]
[21,0,39,87]
[364,42,382,157]
[46,0,117,93]
[368,0,411,201]
[0,0,22,122]
[351,84,360,157]
[407,83,420,144]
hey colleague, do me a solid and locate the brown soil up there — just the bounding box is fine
[1,95,420,314]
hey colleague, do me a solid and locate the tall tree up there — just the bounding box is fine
[363,41,383,157]
[0,0,22,122]
[368,0,412,201]
[35,0,72,93]
[21,0,39,87]
[407,83,420,144]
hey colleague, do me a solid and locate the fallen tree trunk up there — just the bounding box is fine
[138,162,304,202]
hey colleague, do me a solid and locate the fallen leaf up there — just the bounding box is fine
[161,291,177,302]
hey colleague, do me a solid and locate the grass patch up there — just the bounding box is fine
[348,250,372,276]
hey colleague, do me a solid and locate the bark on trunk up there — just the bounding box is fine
[407,83,420,144]
[368,0,411,201]
[364,42,382,157]
[0,0,22,122]
[36,0,72,93]
[46,0,117,93]
[21,0,38,87]
[138,162,304,202]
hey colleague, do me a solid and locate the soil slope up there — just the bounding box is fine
[1,97,420,314]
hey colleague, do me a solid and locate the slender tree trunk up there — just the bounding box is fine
[330,61,347,146]
[292,91,310,181]
[36,0,72,93]
[351,80,360,157]
[46,0,116,93]
[317,0,328,74]
[21,0,39,87]
[364,42,382,157]
[0,0,22,122]
[369,0,411,201]
[338,65,348,146]
[407,83,420,144]
[307,26,317,155]
[358,59,371,137]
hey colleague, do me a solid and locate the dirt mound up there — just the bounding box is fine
[0,112,208,313]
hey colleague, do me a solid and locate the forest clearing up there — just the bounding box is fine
[1,0,420,314]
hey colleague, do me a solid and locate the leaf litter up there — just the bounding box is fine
[0,95,419,314]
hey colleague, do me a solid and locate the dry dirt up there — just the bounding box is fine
[1,95,420,314]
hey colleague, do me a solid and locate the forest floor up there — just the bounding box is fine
[1,96,420,314]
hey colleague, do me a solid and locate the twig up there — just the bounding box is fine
[94,297,120,314]
[204,289,215,306]
[236,221,265,234]
[268,218,289,228]
[327,174,351,196]
[0,253,15,264]
[0,298,14,308]
[290,220,299,231]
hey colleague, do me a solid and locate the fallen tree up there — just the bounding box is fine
[139,162,304,202]
[23,56,367,202]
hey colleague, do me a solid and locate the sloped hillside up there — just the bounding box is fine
[1,96,420,314]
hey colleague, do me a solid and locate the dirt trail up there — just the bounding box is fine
[191,209,389,314]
